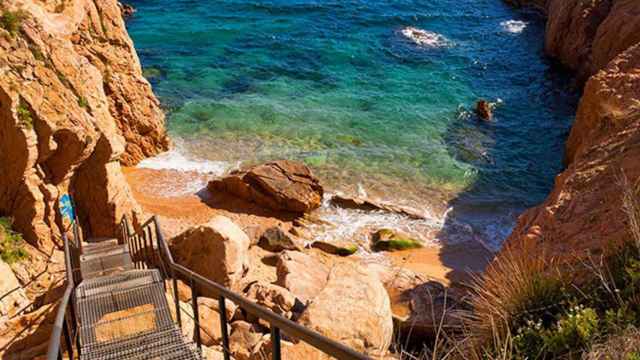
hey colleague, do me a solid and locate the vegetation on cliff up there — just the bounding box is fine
[0,217,27,264]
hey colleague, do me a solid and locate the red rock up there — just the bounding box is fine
[209,160,324,213]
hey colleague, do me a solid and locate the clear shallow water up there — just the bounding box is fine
[128,0,578,249]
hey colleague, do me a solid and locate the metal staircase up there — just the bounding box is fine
[47,214,371,360]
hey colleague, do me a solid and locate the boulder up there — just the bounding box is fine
[258,226,304,252]
[229,321,266,360]
[310,240,358,256]
[371,229,423,252]
[0,259,29,320]
[208,160,323,213]
[275,251,329,304]
[298,263,394,356]
[118,2,136,18]
[245,282,300,319]
[475,100,492,120]
[169,216,250,289]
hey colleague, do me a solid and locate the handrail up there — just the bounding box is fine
[46,232,76,360]
[123,215,371,360]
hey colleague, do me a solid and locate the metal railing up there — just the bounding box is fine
[121,215,371,360]
[47,221,81,360]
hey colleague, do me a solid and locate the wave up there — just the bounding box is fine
[400,27,451,48]
[137,148,232,175]
[500,20,527,34]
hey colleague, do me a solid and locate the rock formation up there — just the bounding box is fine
[169,216,250,290]
[209,160,324,213]
[515,0,640,82]
[503,1,640,258]
[0,0,168,251]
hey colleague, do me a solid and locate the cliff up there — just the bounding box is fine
[0,0,169,251]
[502,1,640,256]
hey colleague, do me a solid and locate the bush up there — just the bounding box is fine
[17,101,32,129]
[78,96,89,109]
[0,9,28,37]
[0,217,28,264]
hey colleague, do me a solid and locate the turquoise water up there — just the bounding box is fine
[127,0,578,244]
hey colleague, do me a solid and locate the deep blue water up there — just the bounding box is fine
[127,0,578,245]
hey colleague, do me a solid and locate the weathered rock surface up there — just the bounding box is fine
[503,25,640,259]
[298,263,393,356]
[275,251,329,304]
[0,259,29,320]
[245,281,299,319]
[258,226,304,252]
[0,0,168,250]
[170,216,250,289]
[209,160,323,213]
[330,194,428,220]
[371,228,423,252]
[229,321,266,360]
[513,0,640,81]
[310,240,358,256]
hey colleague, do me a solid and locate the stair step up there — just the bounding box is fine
[81,326,183,357]
[76,269,163,299]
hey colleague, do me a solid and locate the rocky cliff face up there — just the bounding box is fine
[0,0,169,251]
[503,0,640,256]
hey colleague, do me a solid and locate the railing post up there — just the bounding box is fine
[218,296,231,360]
[271,326,281,360]
[191,278,202,351]
[172,277,182,329]
[62,315,74,360]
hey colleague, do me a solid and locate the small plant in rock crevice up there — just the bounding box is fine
[17,101,33,129]
[0,217,28,264]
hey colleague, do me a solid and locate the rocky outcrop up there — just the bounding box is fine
[298,263,393,356]
[503,2,640,257]
[275,251,329,304]
[0,0,168,250]
[169,216,250,290]
[513,0,640,81]
[209,160,324,213]
[0,259,29,320]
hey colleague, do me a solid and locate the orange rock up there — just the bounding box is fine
[209,160,324,213]
[0,0,167,250]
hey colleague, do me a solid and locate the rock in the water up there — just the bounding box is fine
[275,251,329,304]
[371,229,423,252]
[208,160,323,213]
[329,194,427,220]
[258,226,304,252]
[310,240,358,256]
[245,282,300,319]
[475,100,493,120]
[119,2,136,17]
[298,263,393,356]
[169,216,250,289]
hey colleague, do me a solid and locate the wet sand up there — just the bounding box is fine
[124,167,493,287]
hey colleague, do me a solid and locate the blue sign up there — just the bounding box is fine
[59,194,75,223]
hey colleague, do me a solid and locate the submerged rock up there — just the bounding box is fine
[169,216,250,290]
[371,228,423,252]
[329,194,427,220]
[209,160,324,213]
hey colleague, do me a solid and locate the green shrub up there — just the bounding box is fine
[17,101,32,129]
[1,9,28,37]
[0,217,28,264]
[78,96,89,109]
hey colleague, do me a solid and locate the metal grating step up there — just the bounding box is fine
[84,337,202,360]
[81,326,184,358]
[80,251,134,280]
[76,270,163,299]
[82,239,121,255]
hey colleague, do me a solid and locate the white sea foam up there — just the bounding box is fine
[501,20,528,34]
[401,27,450,48]
[137,148,231,175]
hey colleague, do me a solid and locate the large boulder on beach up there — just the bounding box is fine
[169,216,250,289]
[208,160,323,213]
[298,262,393,356]
[275,251,329,304]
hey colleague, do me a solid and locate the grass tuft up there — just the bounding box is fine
[0,217,28,264]
[17,100,33,129]
[0,9,28,37]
